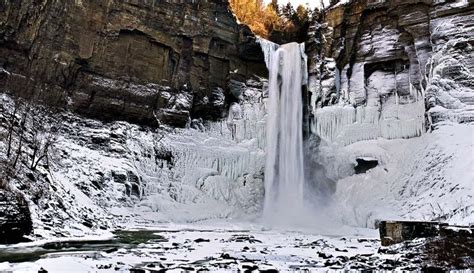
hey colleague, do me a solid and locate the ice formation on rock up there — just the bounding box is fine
[314,98,425,146]
[0,83,270,232]
[257,38,279,68]
[263,42,308,221]
[124,90,269,222]
[311,58,426,146]
[303,0,474,227]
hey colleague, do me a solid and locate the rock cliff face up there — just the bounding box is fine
[307,0,473,145]
[305,0,473,227]
[0,0,472,240]
[0,0,266,127]
[0,188,32,243]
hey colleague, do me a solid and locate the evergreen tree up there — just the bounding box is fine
[281,3,295,20]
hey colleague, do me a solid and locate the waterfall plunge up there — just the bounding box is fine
[260,40,308,223]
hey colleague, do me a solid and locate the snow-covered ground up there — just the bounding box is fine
[0,221,387,273]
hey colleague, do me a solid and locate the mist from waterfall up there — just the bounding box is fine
[260,40,309,224]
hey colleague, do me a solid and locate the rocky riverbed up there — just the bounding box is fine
[1,222,472,272]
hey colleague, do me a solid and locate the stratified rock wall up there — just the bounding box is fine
[306,0,474,228]
[0,0,266,127]
[0,189,32,243]
[307,0,473,145]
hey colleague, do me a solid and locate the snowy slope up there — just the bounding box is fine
[0,80,268,238]
[317,122,473,228]
[306,0,474,228]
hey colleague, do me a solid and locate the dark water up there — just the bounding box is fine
[0,230,166,263]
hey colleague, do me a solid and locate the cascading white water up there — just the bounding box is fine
[261,41,308,222]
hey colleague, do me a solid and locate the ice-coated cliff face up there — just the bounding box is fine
[0,0,273,238]
[0,77,268,236]
[426,2,474,124]
[0,0,472,242]
[306,0,474,226]
[307,0,473,143]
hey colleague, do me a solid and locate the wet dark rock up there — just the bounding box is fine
[97,264,112,269]
[38,268,48,273]
[307,239,332,248]
[354,158,379,174]
[0,189,33,244]
[324,259,342,267]
[111,171,127,184]
[104,247,118,254]
[220,253,233,260]
[131,262,166,273]
[379,221,442,246]
[26,173,36,182]
[242,263,259,271]
[318,252,333,259]
[228,234,262,244]
[421,266,447,273]
[91,134,110,145]
[82,220,93,229]
[259,269,278,273]
[336,256,349,263]
[194,238,210,243]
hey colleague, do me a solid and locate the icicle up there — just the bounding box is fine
[315,100,425,146]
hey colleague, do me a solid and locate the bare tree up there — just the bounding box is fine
[29,108,57,171]
[12,106,28,169]
[2,93,58,172]
[4,97,20,158]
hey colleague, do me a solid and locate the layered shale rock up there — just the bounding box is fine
[0,0,266,127]
[0,189,32,244]
[307,0,473,145]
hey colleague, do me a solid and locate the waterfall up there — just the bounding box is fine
[257,38,280,68]
[259,39,308,223]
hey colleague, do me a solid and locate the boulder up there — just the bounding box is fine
[379,220,442,246]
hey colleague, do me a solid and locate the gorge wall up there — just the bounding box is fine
[0,0,472,239]
[307,0,473,145]
[2,0,471,131]
[305,0,473,227]
[0,0,266,127]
